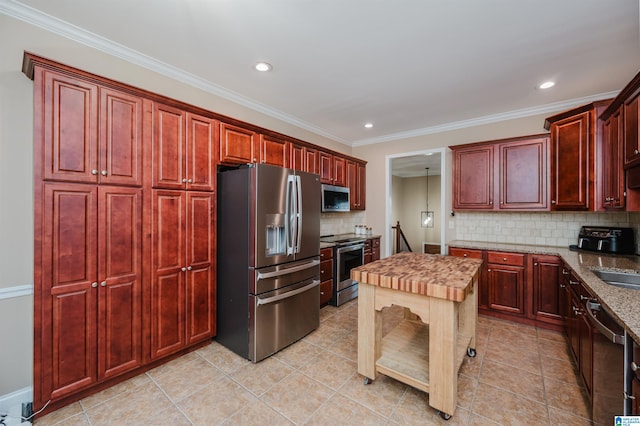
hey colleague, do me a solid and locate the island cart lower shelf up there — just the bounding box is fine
[376,319,472,395]
[353,252,482,420]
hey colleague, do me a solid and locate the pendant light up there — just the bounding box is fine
[421,168,434,228]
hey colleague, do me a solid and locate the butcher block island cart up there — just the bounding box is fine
[351,252,482,420]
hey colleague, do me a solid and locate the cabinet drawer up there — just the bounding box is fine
[320,247,333,260]
[487,251,525,266]
[449,247,482,259]
[320,259,333,282]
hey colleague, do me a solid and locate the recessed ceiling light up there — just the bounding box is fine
[539,81,555,89]
[364,123,373,128]
[254,62,273,72]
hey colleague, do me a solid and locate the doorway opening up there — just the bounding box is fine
[385,148,446,257]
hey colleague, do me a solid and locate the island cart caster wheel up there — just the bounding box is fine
[364,377,373,385]
[467,347,477,358]
[436,411,452,420]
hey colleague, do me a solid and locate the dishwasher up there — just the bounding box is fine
[585,300,629,424]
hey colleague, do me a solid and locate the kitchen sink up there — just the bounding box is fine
[591,269,640,290]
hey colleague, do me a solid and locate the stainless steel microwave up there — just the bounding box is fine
[321,184,350,212]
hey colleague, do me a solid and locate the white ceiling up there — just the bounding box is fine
[4,0,640,146]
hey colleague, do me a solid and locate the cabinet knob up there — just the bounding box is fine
[487,268,491,272]
[551,200,556,204]
[181,267,187,272]
[188,179,193,183]
[503,257,507,261]
[100,281,107,287]
[101,170,107,176]
[569,280,579,286]
[632,361,639,372]
[489,201,493,205]
[91,282,98,288]
[91,169,98,175]
[534,262,538,266]
[635,149,639,155]
[253,158,257,162]
[321,270,324,274]
[182,178,187,183]
[463,254,468,257]
[560,283,566,288]
[187,266,193,271]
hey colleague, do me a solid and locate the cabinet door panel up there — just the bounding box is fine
[98,187,142,379]
[99,88,143,186]
[358,163,366,210]
[305,148,319,174]
[220,123,256,164]
[531,255,562,324]
[289,143,305,171]
[153,104,185,189]
[624,95,639,166]
[43,70,98,183]
[500,138,548,209]
[42,184,98,399]
[453,146,494,209]
[602,110,625,208]
[186,192,216,343]
[151,190,186,358]
[347,160,359,210]
[187,113,217,191]
[319,151,333,183]
[551,112,590,210]
[488,265,524,315]
[260,135,287,166]
[333,156,346,186]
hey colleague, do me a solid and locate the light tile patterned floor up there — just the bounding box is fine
[34,300,592,425]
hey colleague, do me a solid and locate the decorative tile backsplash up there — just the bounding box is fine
[455,211,640,253]
[320,211,367,236]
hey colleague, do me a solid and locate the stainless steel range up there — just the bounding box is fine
[320,235,365,306]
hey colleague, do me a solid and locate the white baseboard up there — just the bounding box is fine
[0,386,32,415]
[0,285,33,300]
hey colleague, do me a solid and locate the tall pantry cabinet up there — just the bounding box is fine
[32,64,145,405]
[25,54,216,413]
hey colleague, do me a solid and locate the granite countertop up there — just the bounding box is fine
[319,233,381,250]
[351,251,483,302]
[320,241,336,249]
[448,240,640,342]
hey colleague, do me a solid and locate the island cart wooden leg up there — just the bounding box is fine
[458,275,478,355]
[357,282,381,383]
[428,296,457,418]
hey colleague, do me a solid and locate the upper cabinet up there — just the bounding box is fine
[544,100,609,211]
[319,152,347,186]
[347,160,366,210]
[601,108,625,209]
[152,104,217,191]
[452,134,548,211]
[624,93,640,167]
[219,122,258,165]
[39,68,143,186]
[258,134,287,167]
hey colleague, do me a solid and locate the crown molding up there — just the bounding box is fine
[352,91,620,147]
[0,0,350,145]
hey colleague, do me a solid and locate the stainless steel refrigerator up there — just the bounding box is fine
[216,163,321,362]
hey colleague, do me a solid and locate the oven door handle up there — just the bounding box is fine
[256,280,320,305]
[337,243,365,254]
[586,301,624,345]
[257,259,320,280]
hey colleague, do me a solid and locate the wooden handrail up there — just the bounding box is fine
[391,221,413,253]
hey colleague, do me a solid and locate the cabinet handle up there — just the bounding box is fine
[562,269,569,275]
[101,170,107,176]
[187,266,192,271]
[181,267,187,272]
[632,361,639,372]
[625,391,636,400]
[100,281,107,287]
[91,282,98,288]
[569,280,579,286]
[580,295,590,302]
[91,169,98,175]
[560,283,566,288]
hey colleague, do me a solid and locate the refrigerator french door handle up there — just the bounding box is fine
[256,259,320,280]
[295,175,302,253]
[256,280,321,306]
[285,174,296,255]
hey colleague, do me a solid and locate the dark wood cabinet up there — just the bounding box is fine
[153,105,217,191]
[258,134,287,167]
[452,144,494,210]
[305,147,320,174]
[601,108,625,209]
[40,183,143,399]
[289,142,305,171]
[320,247,334,306]
[41,69,143,186]
[530,255,562,326]
[150,190,215,358]
[363,237,380,264]
[219,122,257,165]
[624,94,640,167]
[487,251,525,316]
[333,156,346,186]
[347,160,366,210]
[452,135,548,211]
[319,152,347,186]
[448,247,487,310]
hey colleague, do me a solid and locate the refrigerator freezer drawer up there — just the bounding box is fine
[249,279,320,362]
[252,257,320,295]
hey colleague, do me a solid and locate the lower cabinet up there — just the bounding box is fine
[151,190,216,359]
[320,247,334,306]
[37,184,143,404]
[364,237,381,264]
[448,246,562,330]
